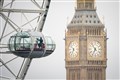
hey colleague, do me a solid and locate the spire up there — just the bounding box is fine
[76,0,95,10]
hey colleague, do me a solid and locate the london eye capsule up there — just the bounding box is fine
[8,31,56,58]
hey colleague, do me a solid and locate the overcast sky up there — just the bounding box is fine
[29,0,120,79]
[0,0,119,80]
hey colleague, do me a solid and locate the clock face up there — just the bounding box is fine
[69,41,78,58]
[88,41,102,57]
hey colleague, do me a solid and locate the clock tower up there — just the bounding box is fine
[65,0,107,80]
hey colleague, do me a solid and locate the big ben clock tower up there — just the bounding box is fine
[65,0,107,80]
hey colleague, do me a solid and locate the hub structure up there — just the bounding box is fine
[65,0,107,80]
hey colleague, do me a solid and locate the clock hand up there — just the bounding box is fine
[91,44,96,50]
[93,47,96,53]
[72,48,74,53]
[73,48,74,51]
[94,47,97,51]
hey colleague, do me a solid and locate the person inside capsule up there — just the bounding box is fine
[34,37,45,51]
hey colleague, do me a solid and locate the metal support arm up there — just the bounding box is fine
[0,0,4,7]
[16,58,32,80]
[0,8,45,13]
[0,58,17,78]
[37,0,51,32]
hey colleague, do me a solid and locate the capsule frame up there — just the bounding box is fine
[8,31,55,58]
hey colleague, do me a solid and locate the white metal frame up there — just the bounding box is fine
[0,0,51,79]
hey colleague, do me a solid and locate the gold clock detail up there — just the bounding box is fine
[88,41,102,57]
[69,41,78,58]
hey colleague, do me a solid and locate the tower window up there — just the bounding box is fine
[80,15,82,18]
[94,21,96,23]
[94,15,96,18]
[74,21,76,23]
[89,20,91,23]
[86,20,88,23]
[85,4,89,8]
[86,15,88,18]
[98,21,100,23]
[90,15,92,18]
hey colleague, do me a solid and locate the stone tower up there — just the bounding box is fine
[65,0,107,80]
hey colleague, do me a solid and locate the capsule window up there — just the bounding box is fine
[9,32,32,51]
[45,36,56,51]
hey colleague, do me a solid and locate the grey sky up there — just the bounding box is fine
[28,0,119,79]
[0,0,119,80]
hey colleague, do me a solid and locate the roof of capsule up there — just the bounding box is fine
[11,31,43,37]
